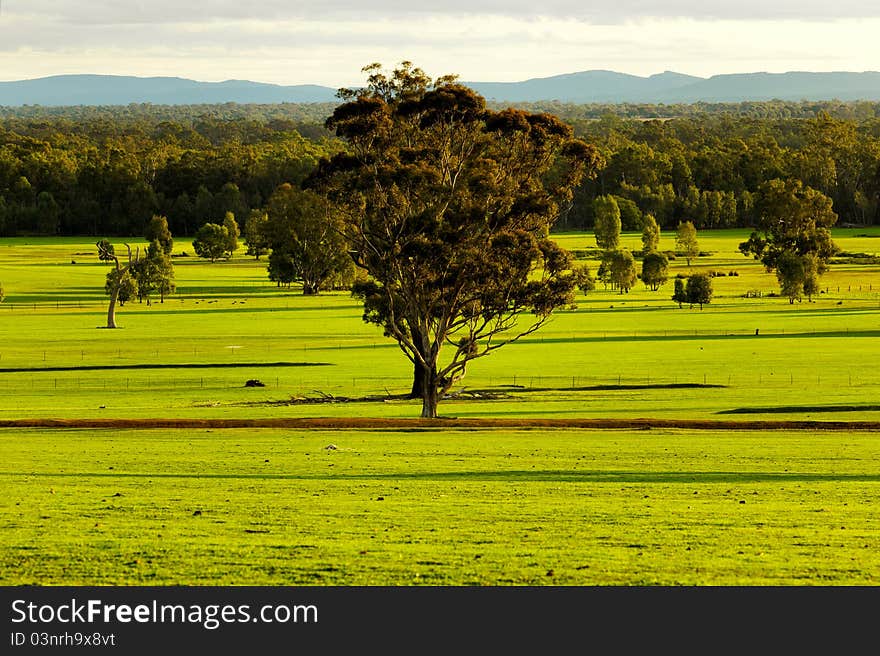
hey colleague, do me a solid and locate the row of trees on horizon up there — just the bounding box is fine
[1,95,879,238]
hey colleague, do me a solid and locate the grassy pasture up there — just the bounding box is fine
[3,427,879,585]
[1,228,879,584]
[0,229,878,421]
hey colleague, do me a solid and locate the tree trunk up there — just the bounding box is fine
[419,365,440,419]
[409,359,425,399]
[106,288,119,329]
[409,327,426,399]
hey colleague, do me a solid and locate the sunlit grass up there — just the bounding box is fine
[1,229,880,585]
[3,428,879,585]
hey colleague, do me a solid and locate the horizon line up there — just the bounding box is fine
[3,68,880,87]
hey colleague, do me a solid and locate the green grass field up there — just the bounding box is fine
[4,427,879,585]
[1,228,879,584]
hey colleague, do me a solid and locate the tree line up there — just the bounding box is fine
[2,98,879,239]
[559,111,880,231]
[0,115,340,237]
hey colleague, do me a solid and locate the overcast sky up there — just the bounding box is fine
[1,2,878,85]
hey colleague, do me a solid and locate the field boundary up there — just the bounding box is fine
[1,417,879,431]
[0,362,332,373]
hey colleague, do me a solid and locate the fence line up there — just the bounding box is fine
[1,322,879,367]
[0,372,875,395]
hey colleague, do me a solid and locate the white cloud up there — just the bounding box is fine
[5,1,880,23]
[0,4,878,85]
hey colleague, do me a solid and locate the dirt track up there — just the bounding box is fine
[1,417,879,431]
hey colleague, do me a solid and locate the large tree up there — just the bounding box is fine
[739,179,838,292]
[263,184,350,295]
[308,62,602,418]
[131,240,176,304]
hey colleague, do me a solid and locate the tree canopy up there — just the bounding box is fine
[641,251,669,291]
[685,273,713,309]
[263,184,350,295]
[676,221,699,265]
[739,178,838,272]
[593,195,622,250]
[641,214,660,254]
[192,223,230,262]
[145,215,173,254]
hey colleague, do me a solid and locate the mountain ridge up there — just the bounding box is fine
[2,70,880,106]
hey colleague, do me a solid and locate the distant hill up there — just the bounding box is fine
[651,72,880,103]
[2,70,880,106]
[0,75,340,106]
[466,70,703,103]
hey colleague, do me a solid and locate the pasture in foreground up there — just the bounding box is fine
[2,427,879,585]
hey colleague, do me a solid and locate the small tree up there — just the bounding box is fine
[132,240,175,303]
[685,273,712,309]
[641,213,660,254]
[676,221,699,265]
[222,212,240,257]
[609,249,638,294]
[145,215,173,255]
[672,278,686,308]
[739,178,838,296]
[243,210,270,260]
[641,251,669,291]
[264,184,350,295]
[574,264,596,294]
[97,239,139,328]
[0,281,5,303]
[192,223,230,262]
[594,195,622,251]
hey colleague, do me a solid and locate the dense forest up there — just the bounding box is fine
[0,99,878,237]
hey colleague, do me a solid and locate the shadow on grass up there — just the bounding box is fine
[719,405,880,415]
[4,470,880,484]
[115,304,365,317]
[519,328,880,346]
